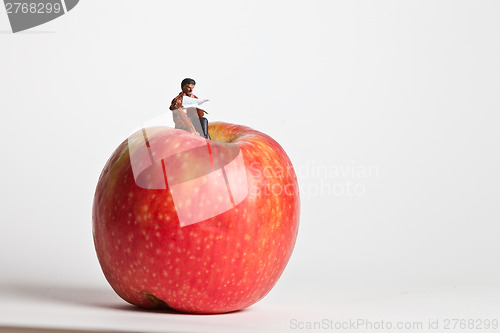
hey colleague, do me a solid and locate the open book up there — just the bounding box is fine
[182,96,209,109]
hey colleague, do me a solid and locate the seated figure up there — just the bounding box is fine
[169,78,210,139]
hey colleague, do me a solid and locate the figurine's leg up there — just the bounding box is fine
[199,117,211,140]
[188,116,204,137]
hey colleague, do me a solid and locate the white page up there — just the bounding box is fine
[182,96,209,109]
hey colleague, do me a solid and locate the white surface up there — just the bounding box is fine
[1,0,500,332]
[1,281,500,332]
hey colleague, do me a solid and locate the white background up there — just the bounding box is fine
[1,1,499,332]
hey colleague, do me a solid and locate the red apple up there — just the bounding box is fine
[92,122,300,314]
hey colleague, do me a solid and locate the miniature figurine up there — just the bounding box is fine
[169,78,211,139]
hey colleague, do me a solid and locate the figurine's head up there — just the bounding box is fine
[181,78,196,97]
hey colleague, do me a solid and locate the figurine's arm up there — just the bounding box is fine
[196,108,209,117]
[172,108,199,135]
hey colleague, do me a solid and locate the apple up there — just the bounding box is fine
[92,121,300,314]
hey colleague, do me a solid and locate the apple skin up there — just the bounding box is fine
[92,122,300,314]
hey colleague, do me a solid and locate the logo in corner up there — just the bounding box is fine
[3,0,79,33]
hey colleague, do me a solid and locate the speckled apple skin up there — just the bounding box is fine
[92,122,300,314]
